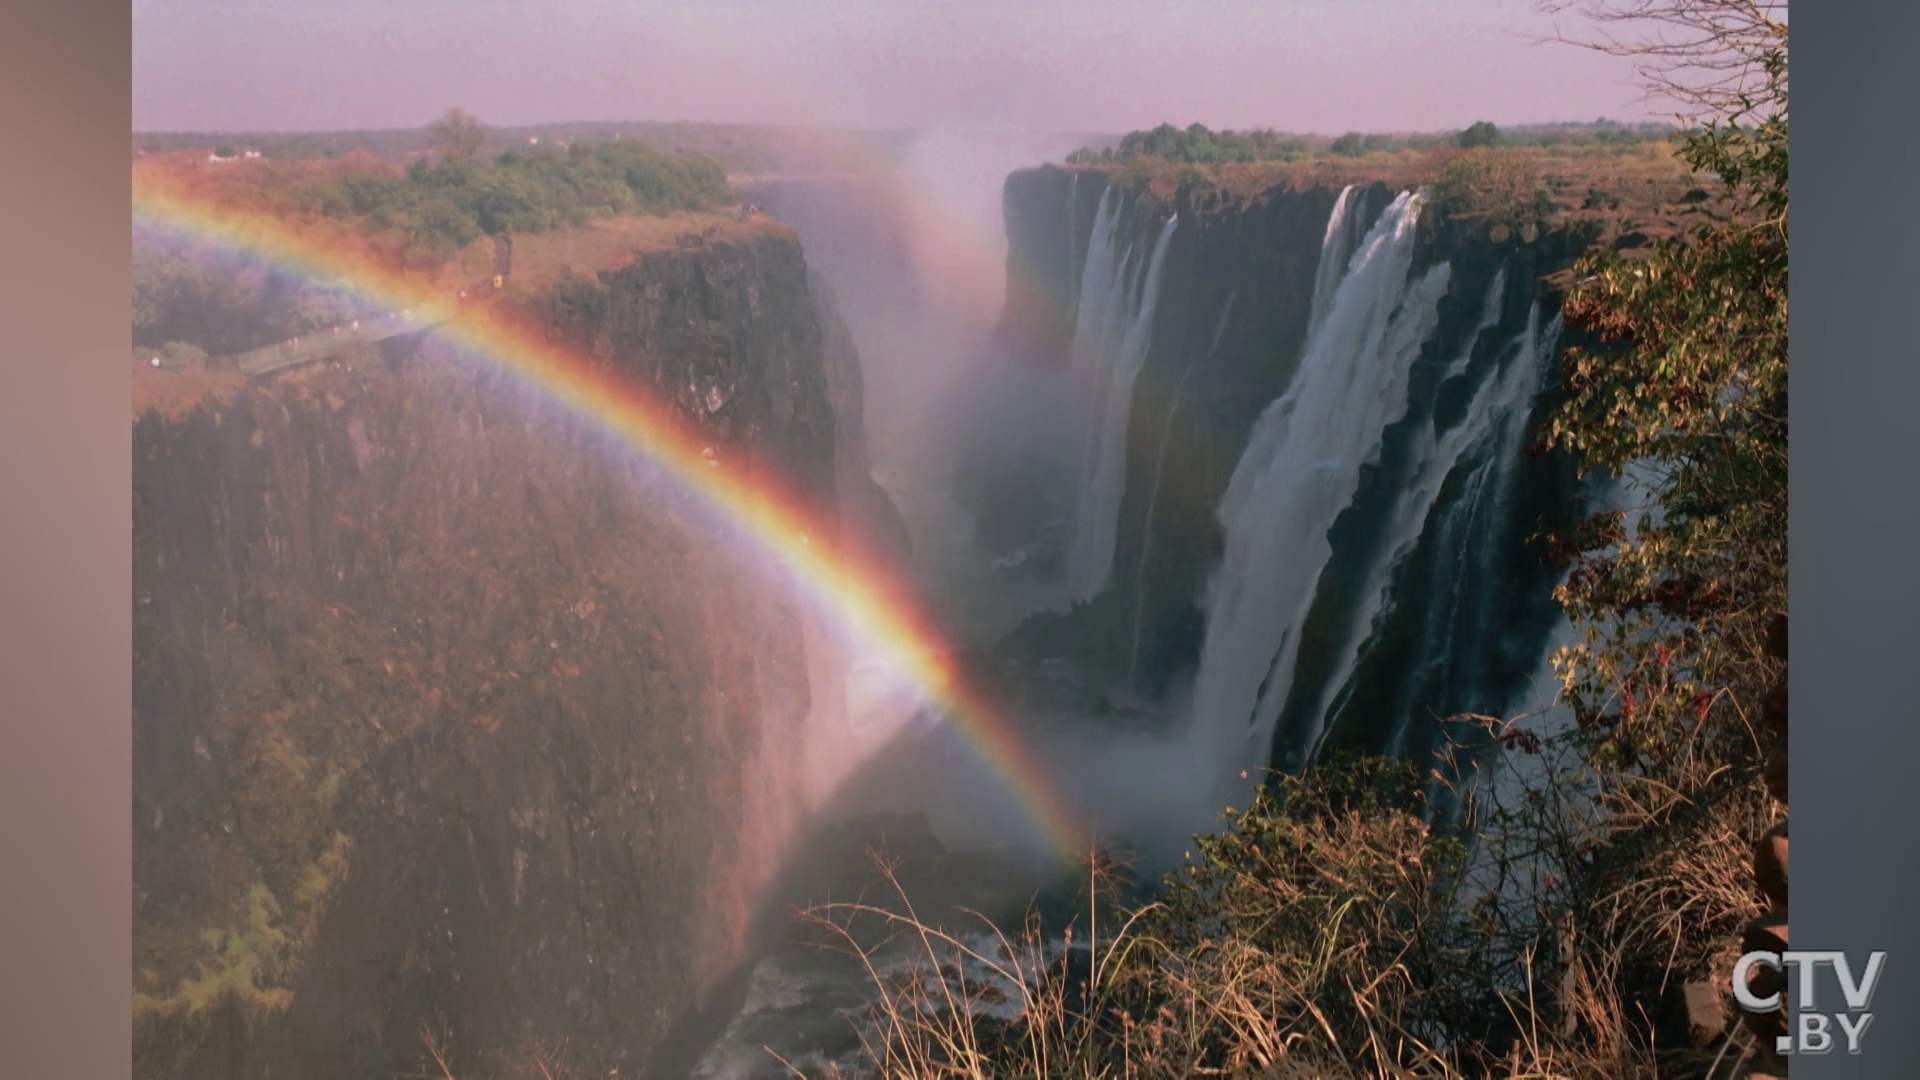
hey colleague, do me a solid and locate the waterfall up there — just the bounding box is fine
[1285,270,1554,764]
[1309,185,1375,335]
[1063,191,1179,603]
[1065,172,1082,315]
[1187,189,1449,798]
[1128,291,1238,682]
[1376,304,1564,764]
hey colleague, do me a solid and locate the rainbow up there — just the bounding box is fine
[131,171,1091,861]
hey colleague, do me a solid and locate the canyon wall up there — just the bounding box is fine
[992,162,1678,775]
[132,230,871,1079]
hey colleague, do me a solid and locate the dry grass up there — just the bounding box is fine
[129,206,797,424]
[430,212,795,297]
[792,710,1774,1080]
[1108,141,1701,221]
[398,1020,612,1080]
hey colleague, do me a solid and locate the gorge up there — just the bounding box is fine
[131,134,1704,1080]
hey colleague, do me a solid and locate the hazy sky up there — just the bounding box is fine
[133,0,1659,135]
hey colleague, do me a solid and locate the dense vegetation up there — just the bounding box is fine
[1068,123,1316,165]
[1426,147,1556,221]
[132,238,365,356]
[132,109,736,356]
[135,116,916,176]
[1066,119,1673,166]
[296,125,730,258]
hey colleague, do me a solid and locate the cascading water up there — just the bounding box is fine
[1063,191,1179,603]
[1065,171,1082,315]
[1375,304,1565,765]
[1288,266,1530,764]
[685,162,1620,1075]
[1309,185,1376,335]
[1186,188,1450,804]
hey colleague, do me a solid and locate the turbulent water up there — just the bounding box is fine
[1187,188,1451,806]
[1063,189,1179,603]
[1371,302,1564,765]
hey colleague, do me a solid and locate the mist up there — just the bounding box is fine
[731,120,1234,870]
[135,2,1656,135]
[787,129,1094,641]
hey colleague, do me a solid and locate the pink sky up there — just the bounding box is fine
[133,0,1658,135]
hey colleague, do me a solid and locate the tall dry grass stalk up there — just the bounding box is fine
[796,706,1771,1080]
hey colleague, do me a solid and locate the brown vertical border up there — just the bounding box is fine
[0,0,132,1076]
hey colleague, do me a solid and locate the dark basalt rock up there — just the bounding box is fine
[985,164,1659,771]
[131,231,900,1080]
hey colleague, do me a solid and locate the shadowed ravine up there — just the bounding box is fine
[673,155,1674,1074]
[131,139,1699,1080]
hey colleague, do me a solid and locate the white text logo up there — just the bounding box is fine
[1731,950,1887,1055]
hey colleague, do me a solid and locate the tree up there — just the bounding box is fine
[1534,0,1787,120]
[1329,132,1367,157]
[1530,0,1788,1055]
[1456,120,1503,148]
[1539,2,1787,783]
[1547,89,1786,763]
[427,107,487,165]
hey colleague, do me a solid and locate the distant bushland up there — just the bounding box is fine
[132,236,364,356]
[1068,122,1314,166]
[297,136,730,258]
[132,115,738,353]
[134,119,918,177]
[1067,118,1677,170]
[137,122,731,267]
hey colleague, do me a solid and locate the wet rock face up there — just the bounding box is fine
[991,171,1591,768]
[993,166,1113,368]
[538,236,840,505]
[809,268,913,575]
[132,234,846,1080]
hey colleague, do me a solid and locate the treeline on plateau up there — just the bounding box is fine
[1068,118,1673,165]
[299,137,729,257]
[135,120,916,178]
[142,112,731,264]
[133,112,735,355]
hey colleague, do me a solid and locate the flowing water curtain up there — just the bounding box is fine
[1188,189,1450,805]
[1063,191,1180,603]
[1294,266,1518,764]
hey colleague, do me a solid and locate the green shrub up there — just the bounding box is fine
[290,134,730,261]
[1067,122,1319,167]
[1457,120,1503,148]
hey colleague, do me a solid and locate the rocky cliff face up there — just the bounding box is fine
[132,231,878,1079]
[992,167,1112,369]
[989,163,1684,771]
[732,176,922,337]
[809,268,913,577]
